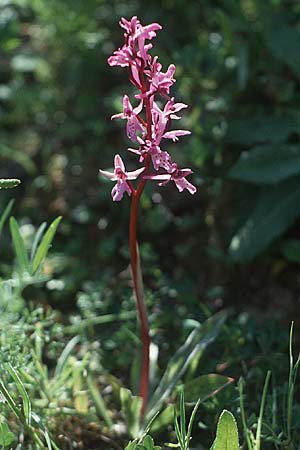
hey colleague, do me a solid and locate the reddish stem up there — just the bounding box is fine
[129,180,149,416]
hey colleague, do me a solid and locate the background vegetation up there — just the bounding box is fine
[1,0,300,449]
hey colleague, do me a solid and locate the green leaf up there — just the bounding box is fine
[120,387,143,438]
[7,364,31,426]
[184,374,234,404]
[226,115,300,146]
[30,222,47,262]
[229,177,300,261]
[266,19,300,77]
[228,145,300,184]
[31,216,62,274]
[281,239,300,263]
[145,311,227,422]
[0,178,21,189]
[211,410,239,450]
[9,217,30,272]
[0,200,14,239]
[0,422,14,447]
[87,375,113,429]
[142,435,155,450]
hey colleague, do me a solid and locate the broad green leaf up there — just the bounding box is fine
[184,374,234,404]
[120,387,143,438]
[266,20,300,77]
[9,217,30,272]
[31,216,62,274]
[211,410,239,450]
[148,405,174,434]
[0,178,21,189]
[226,115,300,146]
[142,435,155,450]
[7,364,31,426]
[145,311,227,422]
[281,239,300,263]
[0,422,14,447]
[0,200,14,239]
[229,177,300,261]
[229,145,300,184]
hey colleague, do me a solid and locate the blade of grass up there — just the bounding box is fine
[0,199,14,238]
[255,370,271,450]
[54,335,80,377]
[31,216,62,274]
[30,222,47,262]
[7,363,31,426]
[238,378,253,450]
[87,375,113,429]
[9,217,30,272]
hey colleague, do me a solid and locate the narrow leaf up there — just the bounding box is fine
[31,216,62,274]
[30,222,47,262]
[0,199,14,239]
[87,375,113,429]
[7,364,31,426]
[9,217,30,272]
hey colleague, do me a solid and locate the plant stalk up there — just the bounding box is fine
[129,179,150,417]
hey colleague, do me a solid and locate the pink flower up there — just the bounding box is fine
[99,154,144,201]
[119,16,162,63]
[129,137,173,171]
[163,97,189,120]
[108,17,162,69]
[108,45,134,67]
[112,95,145,141]
[104,16,196,200]
[151,100,191,144]
[162,129,191,142]
[144,163,197,194]
[145,57,176,97]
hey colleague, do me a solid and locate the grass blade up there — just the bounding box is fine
[0,199,14,239]
[87,375,113,429]
[9,216,30,272]
[30,221,47,262]
[7,363,32,426]
[31,216,62,274]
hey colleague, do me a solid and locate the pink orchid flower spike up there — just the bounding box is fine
[99,154,144,201]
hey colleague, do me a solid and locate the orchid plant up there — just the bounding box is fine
[99,16,196,416]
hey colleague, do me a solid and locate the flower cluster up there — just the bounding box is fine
[100,16,196,201]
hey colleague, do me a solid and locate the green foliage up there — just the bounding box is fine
[10,216,30,272]
[145,311,227,423]
[0,422,14,448]
[173,390,201,450]
[9,216,62,274]
[0,179,21,189]
[229,178,300,261]
[210,410,239,450]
